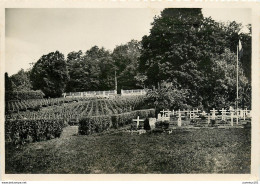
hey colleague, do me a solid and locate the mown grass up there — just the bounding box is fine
[5,127,251,174]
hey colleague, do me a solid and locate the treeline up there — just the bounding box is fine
[5,8,251,109]
[5,40,142,98]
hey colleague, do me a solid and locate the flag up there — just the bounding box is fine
[238,39,243,58]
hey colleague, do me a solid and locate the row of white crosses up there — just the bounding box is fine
[157,107,251,127]
[132,107,251,130]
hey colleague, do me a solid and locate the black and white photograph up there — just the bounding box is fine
[1,3,259,180]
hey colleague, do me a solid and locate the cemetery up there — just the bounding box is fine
[5,95,252,173]
[4,8,252,174]
[126,107,251,135]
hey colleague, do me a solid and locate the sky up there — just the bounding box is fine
[5,8,251,75]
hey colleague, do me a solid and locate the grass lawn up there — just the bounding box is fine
[5,126,251,174]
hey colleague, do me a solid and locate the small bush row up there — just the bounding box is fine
[5,119,65,145]
[78,109,155,135]
[78,115,111,135]
[6,90,45,101]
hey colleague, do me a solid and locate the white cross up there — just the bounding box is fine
[240,109,244,118]
[219,108,227,120]
[160,109,166,116]
[133,116,144,127]
[200,111,207,116]
[210,108,217,120]
[177,109,186,126]
[164,110,172,117]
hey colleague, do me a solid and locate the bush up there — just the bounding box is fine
[78,115,111,135]
[5,119,65,145]
[78,109,155,135]
[5,90,45,101]
[155,121,169,129]
[143,118,151,130]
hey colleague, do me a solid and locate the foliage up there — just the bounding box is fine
[30,51,69,98]
[5,72,13,92]
[78,108,155,134]
[143,118,151,130]
[5,119,65,145]
[140,8,251,110]
[10,69,32,91]
[5,90,45,101]
[146,82,191,112]
[111,109,155,129]
[66,47,115,92]
[155,121,170,129]
[78,115,112,135]
[112,40,142,91]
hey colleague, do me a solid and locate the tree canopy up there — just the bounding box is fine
[140,8,251,109]
[30,51,69,97]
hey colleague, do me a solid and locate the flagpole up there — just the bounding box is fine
[236,44,239,125]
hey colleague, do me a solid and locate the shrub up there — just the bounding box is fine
[155,121,169,129]
[5,90,45,101]
[190,119,199,124]
[143,118,151,130]
[78,115,111,135]
[5,119,65,145]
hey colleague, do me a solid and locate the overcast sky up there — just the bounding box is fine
[5,8,251,75]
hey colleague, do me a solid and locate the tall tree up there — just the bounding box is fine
[140,8,250,109]
[66,46,115,92]
[112,40,142,92]
[30,51,69,97]
[10,69,32,91]
[5,72,13,92]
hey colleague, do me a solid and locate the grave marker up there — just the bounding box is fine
[177,109,185,127]
[162,113,170,122]
[220,108,227,120]
[157,113,162,121]
[133,116,144,128]
[149,118,156,130]
[210,108,217,120]
[160,109,166,116]
[201,111,207,117]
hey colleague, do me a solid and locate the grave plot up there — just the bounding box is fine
[147,108,252,131]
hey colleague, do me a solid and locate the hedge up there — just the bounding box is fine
[78,109,155,135]
[78,115,112,135]
[6,90,45,101]
[5,119,65,145]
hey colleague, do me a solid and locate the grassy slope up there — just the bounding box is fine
[5,127,251,174]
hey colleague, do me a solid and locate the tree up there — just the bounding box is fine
[30,51,69,97]
[112,40,141,91]
[66,46,115,92]
[146,81,191,113]
[140,8,251,109]
[66,50,84,92]
[10,69,32,91]
[5,72,13,92]
[239,24,251,82]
